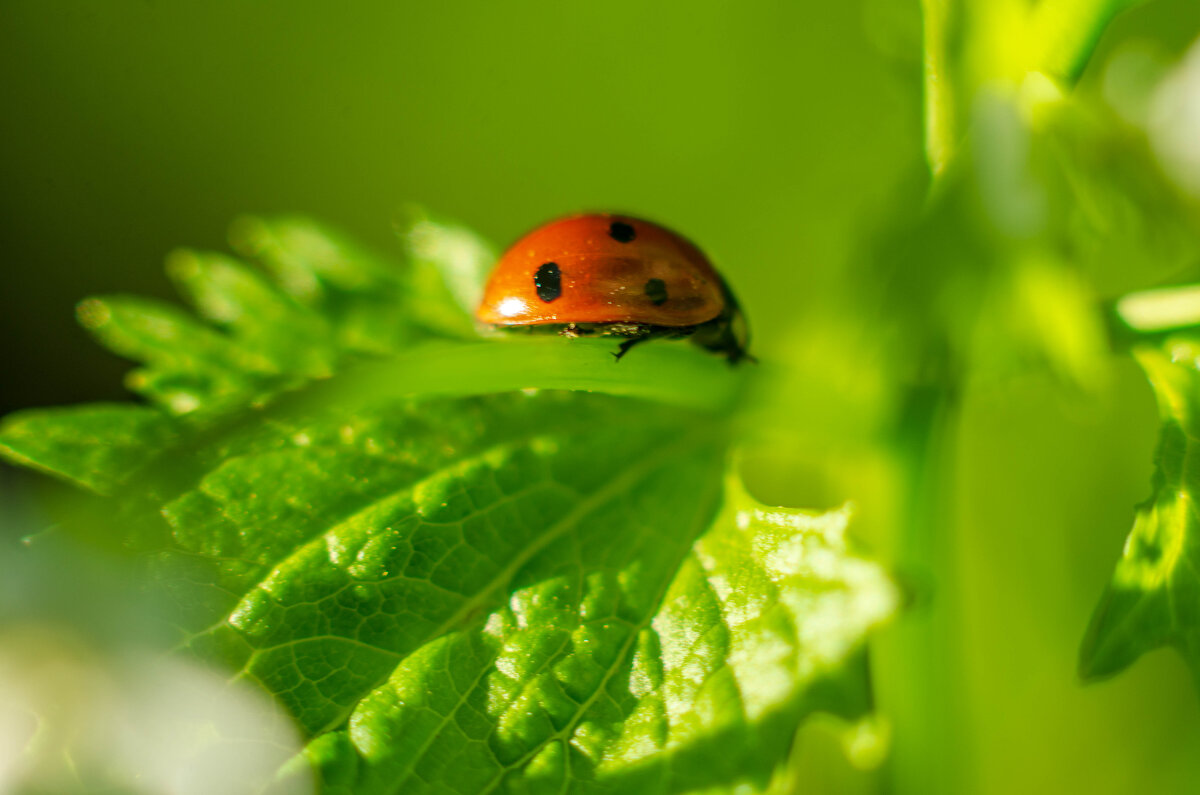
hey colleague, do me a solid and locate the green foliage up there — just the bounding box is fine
[919,0,1154,176]
[0,217,895,793]
[9,1,1200,792]
[1081,340,1200,685]
[903,0,1200,706]
[847,2,1200,789]
[0,404,175,495]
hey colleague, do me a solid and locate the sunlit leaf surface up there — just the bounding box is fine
[0,217,896,793]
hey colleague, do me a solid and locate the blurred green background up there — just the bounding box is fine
[4,1,1200,792]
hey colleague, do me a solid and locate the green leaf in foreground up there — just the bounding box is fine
[1,215,897,793]
[1081,340,1200,685]
[296,476,895,795]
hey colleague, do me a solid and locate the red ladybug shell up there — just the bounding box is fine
[476,214,727,327]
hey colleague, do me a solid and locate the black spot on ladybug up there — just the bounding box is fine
[644,278,668,306]
[609,221,636,243]
[534,262,562,303]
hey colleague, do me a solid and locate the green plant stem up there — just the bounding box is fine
[922,0,1134,179]
[1032,0,1140,84]
[873,377,968,795]
[922,0,955,179]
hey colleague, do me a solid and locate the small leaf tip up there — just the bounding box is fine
[228,214,269,256]
[76,297,111,329]
[165,248,201,281]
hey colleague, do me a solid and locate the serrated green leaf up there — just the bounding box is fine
[77,294,288,415]
[229,215,399,300]
[167,249,338,378]
[1081,340,1200,683]
[2,214,897,793]
[9,381,893,793]
[0,404,174,495]
[230,214,478,353]
[278,462,896,795]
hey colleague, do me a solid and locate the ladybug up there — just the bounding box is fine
[476,213,750,363]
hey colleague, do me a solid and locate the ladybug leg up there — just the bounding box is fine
[612,336,648,361]
[610,325,669,361]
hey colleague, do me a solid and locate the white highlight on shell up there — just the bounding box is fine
[495,296,530,319]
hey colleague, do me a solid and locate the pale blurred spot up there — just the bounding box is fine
[973,91,1047,239]
[1149,36,1200,197]
[1117,283,1200,333]
[1103,41,1171,127]
[1016,71,1063,128]
[0,625,312,795]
